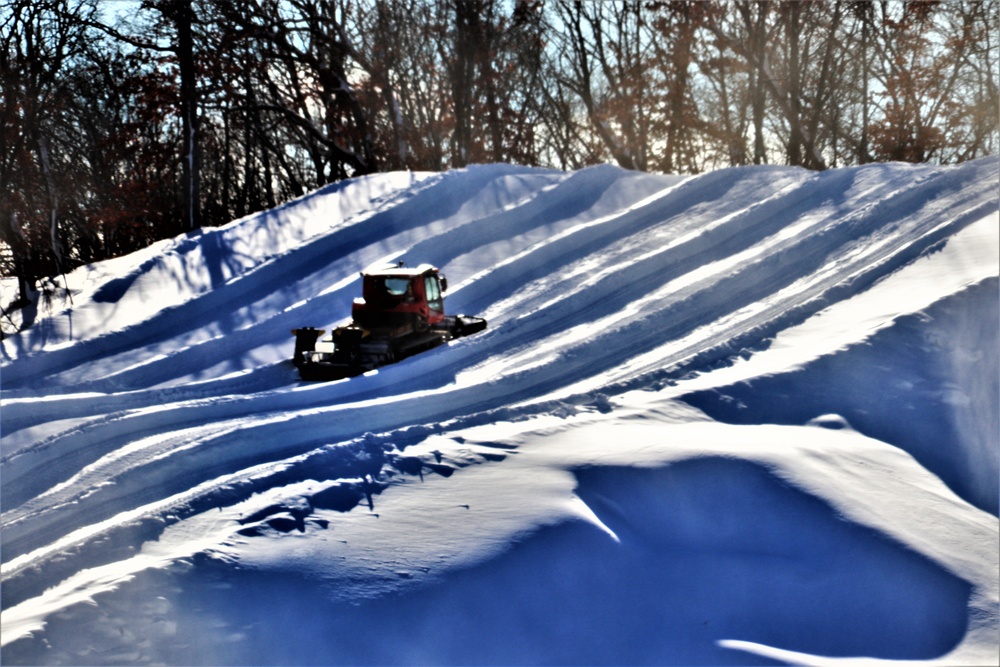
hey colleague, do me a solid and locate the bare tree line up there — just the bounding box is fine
[2,0,997,310]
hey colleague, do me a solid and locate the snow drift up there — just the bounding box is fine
[1,158,998,666]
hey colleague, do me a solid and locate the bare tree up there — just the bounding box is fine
[1,0,98,304]
[868,0,998,162]
[548,0,654,171]
[649,1,714,173]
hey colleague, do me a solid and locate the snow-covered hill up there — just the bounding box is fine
[2,159,998,666]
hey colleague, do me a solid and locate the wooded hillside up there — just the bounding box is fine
[2,0,997,310]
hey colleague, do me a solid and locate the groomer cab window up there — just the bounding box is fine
[381,277,412,298]
[425,275,443,313]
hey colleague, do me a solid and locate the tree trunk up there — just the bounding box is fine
[450,0,480,167]
[35,134,63,276]
[174,0,200,230]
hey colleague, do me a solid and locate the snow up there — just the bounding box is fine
[2,158,998,666]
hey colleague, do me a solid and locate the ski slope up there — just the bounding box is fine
[2,159,998,665]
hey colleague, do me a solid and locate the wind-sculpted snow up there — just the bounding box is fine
[2,159,998,666]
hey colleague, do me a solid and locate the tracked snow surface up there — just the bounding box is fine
[1,159,998,666]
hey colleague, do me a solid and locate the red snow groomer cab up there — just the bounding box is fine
[292,262,487,381]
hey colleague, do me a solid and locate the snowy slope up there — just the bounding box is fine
[1,159,998,666]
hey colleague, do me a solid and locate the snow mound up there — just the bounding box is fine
[2,159,998,665]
